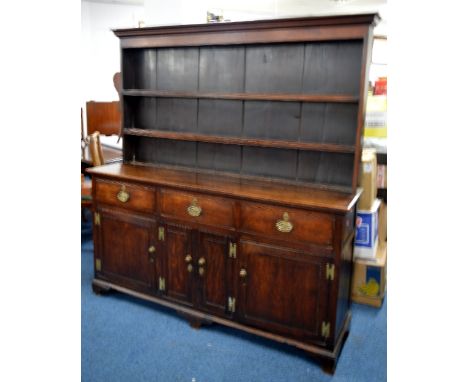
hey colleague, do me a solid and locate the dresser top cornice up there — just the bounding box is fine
[88,163,361,214]
[113,13,380,38]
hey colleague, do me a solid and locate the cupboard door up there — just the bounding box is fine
[161,222,195,306]
[196,231,232,317]
[95,208,155,290]
[237,240,329,340]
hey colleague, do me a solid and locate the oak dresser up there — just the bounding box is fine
[88,13,379,373]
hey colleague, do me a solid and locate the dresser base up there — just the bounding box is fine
[92,278,351,374]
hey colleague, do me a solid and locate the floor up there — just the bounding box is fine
[81,214,386,382]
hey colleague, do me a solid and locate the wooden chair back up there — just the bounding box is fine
[88,132,104,167]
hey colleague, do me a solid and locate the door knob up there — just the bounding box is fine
[198,257,206,266]
[148,246,156,253]
[240,269,247,278]
[187,264,193,273]
[185,255,192,263]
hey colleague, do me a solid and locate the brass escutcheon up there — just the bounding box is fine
[276,212,293,233]
[187,198,202,217]
[117,185,130,203]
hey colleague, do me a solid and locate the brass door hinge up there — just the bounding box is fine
[229,242,237,259]
[326,263,335,281]
[95,258,102,271]
[158,227,165,241]
[94,212,100,226]
[228,297,236,313]
[321,321,330,338]
[158,277,166,292]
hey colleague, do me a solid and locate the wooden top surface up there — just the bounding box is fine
[87,163,360,214]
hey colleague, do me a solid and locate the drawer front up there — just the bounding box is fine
[160,189,235,229]
[240,202,334,246]
[95,179,155,213]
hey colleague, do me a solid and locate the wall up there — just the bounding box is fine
[81,0,144,104]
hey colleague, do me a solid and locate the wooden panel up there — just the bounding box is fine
[240,201,334,246]
[122,49,157,89]
[238,241,328,339]
[197,231,230,316]
[86,101,121,136]
[134,137,197,168]
[300,103,358,145]
[198,100,243,136]
[155,98,197,132]
[199,46,245,92]
[197,143,241,173]
[95,179,155,213]
[134,97,156,129]
[243,101,301,141]
[97,209,154,288]
[335,236,353,341]
[160,188,235,229]
[164,223,194,305]
[242,146,297,180]
[156,47,199,91]
[245,44,304,93]
[297,151,354,189]
[303,41,363,96]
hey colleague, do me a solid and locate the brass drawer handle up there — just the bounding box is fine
[276,212,293,233]
[117,186,130,203]
[187,198,202,217]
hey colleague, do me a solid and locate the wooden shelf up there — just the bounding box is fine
[124,128,355,153]
[122,90,359,103]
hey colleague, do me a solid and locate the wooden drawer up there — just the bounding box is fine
[240,201,334,246]
[160,189,235,229]
[95,179,155,213]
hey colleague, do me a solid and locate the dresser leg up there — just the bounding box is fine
[321,358,337,375]
[92,281,112,295]
[177,311,213,329]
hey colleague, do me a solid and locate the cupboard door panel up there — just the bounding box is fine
[163,223,194,306]
[238,240,329,340]
[197,231,230,316]
[96,208,155,290]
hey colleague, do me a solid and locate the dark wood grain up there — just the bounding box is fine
[160,188,236,230]
[238,240,328,340]
[239,201,334,246]
[88,163,361,214]
[124,128,356,153]
[122,90,359,103]
[162,222,194,306]
[94,178,156,213]
[95,208,155,290]
[196,231,230,316]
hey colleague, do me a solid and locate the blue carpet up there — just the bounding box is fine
[82,215,386,382]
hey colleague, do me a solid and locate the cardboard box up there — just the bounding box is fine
[377,164,387,189]
[364,94,387,138]
[354,199,380,259]
[352,243,387,308]
[378,201,387,243]
[358,149,377,210]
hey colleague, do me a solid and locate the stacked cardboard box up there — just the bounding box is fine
[352,149,387,307]
[352,244,387,308]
